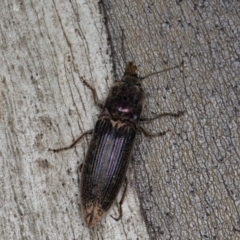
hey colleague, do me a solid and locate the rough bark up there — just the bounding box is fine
[102,0,240,239]
[1,0,239,240]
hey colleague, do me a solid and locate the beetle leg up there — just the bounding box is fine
[82,79,103,108]
[49,129,93,152]
[138,126,169,138]
[111,178,128,221]
[140,110,185,122]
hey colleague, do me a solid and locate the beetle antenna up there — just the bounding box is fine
[140,61,184,80]
[121,27,127,64]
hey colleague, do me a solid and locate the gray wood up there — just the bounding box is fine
[0,1,147,239]
[102,0,240,239]
[1,0,239,239]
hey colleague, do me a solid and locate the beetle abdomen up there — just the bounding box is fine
[80,118,136,227]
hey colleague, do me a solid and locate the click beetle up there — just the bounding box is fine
[50,62,184,227]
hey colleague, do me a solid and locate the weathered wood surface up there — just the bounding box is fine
[102,1,240,239]
[1,0,239,239]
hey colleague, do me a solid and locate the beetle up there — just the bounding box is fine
[50,62,184,227]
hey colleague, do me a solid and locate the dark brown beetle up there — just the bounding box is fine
[50,62,184,227]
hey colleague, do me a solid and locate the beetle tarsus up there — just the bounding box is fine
[82,79,103,108]
[111,179,128,221]
[49,129,93,152]
[138,126,169,138]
